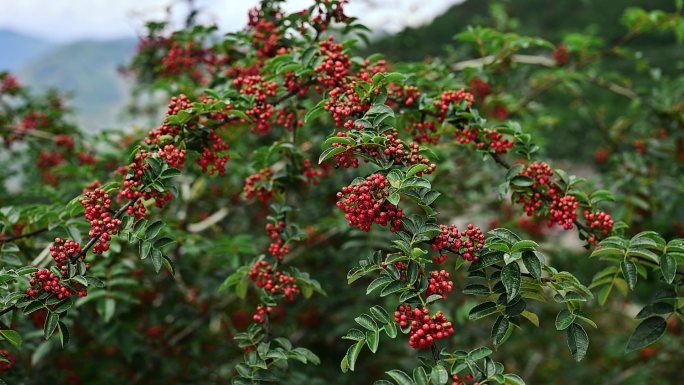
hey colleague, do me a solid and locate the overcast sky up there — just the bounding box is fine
[0,0,463,43]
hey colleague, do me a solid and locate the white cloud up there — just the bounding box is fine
[0,0,463,43]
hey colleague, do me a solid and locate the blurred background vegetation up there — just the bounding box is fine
[1,1,683,384]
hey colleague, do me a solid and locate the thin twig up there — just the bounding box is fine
[0,228,49,243]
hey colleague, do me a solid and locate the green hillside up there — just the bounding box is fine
[365,0,681,75]
[15,38,137,132]
[0,29,56,71]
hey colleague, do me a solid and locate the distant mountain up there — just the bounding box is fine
[15,38,138,132]
[0,29,57,71]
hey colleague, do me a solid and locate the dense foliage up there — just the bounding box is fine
[1,1,684,384]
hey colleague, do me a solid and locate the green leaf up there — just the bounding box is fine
[468,346,493,360]
[140,241,152,260]
[521,251,542,280]
[58,321,70,348]
[386,369,413,385]
[160,168,182,179]
[151,249,163,273]
[625,316,667,353]
[430,365,449,385]
[343,328,366,341]
[566,323,589,362]
[572,310,597,328]
[502,263,521,302]
[225,109,251,122]
[503,374,526,385]
[144,220,166,239]
[0,330,22,346]
[402,177,431,190]
[469,302,498,320]
[23,300,45,315]
[384,322,397,338]
[346,340,365,371]
[44,312,59,339]
[318,146,348,164]
[370,305,390,323]
[491,315,509,346]
[626,248,659,262]
[511,240,538,252]
[590,247,625,258]
[555,309,575,330]
[367,274,393,294]
[488,229,522,245]
[305,106,326,123]
[506,164,525,181]
[367,331,379,353]
[661,253,676,284]
[53,297,73,314]
[355,314,378,331]
[85,276,105,288]
[380,280,406,297]
[510,175,535,187]
[621,260,637,290]
[413,367,428,385]
[406,164,429,178]
[463,284,491,295]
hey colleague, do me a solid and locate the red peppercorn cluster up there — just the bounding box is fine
[253,304,273,324]
[160,41,219,84]
[54,134,74,150]
[455,127,513,155]
[394,305,454,349]
[315,36,352,89]
[515,162,555,217]
[383,130,437,175]
[244,169,276,203]
[584,210,614,241]
[426,270,453,303]
[305,0,351,33]
[264,221,290,260]
[335,174,405,232]
[233,75,277,134]
[274,108,305,130]
[594,147,609,164]
[330,132,360,168]
[247,6,284,59]
[389,84,420,106]
[0,350,14,373]
[431,224,485,262]
[548,195,579,229]
[489,104,510,120]
[145,95,191,146]
[196,129,230,176]
[301,159,322,186]
[27,268,86,299]
[553,44,570,66]
[634,139,646,154]
[83,180,101,194]
[248,261,300,300]
[266,221,285,239]
[80,188,123,254]
[406,120,439,145]
[0,74,20,94]
[352,59,388,83]
[78,152,97,165]
[469,77,490,101]
[324,83,367,127]
[49,237,82,269]
[451,373,474,385]
[37,151,64,170]
[434,89,475,122]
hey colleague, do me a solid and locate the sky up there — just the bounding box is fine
[0,0,463,43]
